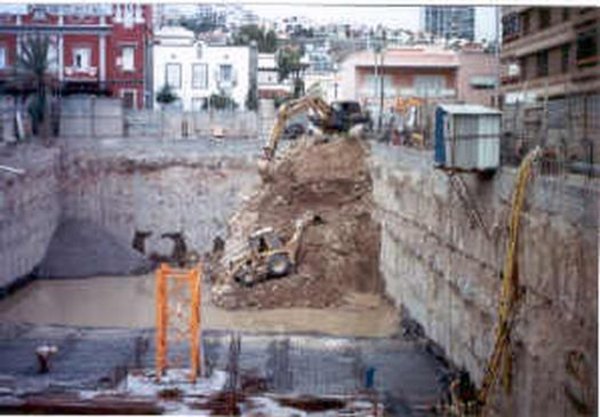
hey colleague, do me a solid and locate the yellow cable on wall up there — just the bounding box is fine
[478,146,542,414]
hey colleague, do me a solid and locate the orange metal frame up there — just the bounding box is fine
[155,262,202,383]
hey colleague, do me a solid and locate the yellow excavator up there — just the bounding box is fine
[258,93,371,178]
[262,94,333,162]
[225,211,320,287]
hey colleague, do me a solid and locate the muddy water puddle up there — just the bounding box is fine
[0,275,399,337]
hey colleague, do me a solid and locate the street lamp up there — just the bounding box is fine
[333,62,339,100]
[374,28,386,133]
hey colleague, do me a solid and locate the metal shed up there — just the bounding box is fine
[434,104,501,172]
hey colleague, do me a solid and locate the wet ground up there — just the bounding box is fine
[0,275,399,337]
[0,275,452,415]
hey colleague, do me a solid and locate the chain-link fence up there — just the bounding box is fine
[57,96,265,140]
[501,93,600,176]
[124,110,260,140]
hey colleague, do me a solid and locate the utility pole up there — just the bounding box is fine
[373,42,379,129]
[378,44,385,132]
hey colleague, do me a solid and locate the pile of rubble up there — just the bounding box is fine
[210,135,384,309]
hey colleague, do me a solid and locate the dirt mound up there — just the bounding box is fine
[36,218,152,279]
[211,136,383,309]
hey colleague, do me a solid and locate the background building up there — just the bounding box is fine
[500,6,599,164]
[338,47,460,113]
[0,4,153,109]
[257,53,293,99]
[422,6,475,41]
[457,46,498,107]
[153,26,257,111]
[500,6,599,102]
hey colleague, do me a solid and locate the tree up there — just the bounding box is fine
[156,84,178,107]
[293,78,305,99]
[180,14,221,34]
[276,47,304,83]
[232,24,277,53]
[245,84,258,111]
[16,34,51,138]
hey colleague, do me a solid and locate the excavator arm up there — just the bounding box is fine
[263,95,332,161]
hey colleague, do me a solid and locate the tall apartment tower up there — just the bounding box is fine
[423,6,476,41]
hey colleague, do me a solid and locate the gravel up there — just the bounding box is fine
[36,218,152,279]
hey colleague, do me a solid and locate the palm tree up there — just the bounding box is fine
[15,34,52,138]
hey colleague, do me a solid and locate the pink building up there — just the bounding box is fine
[457,46,499,107]
[338,47,460,112]
[338,46,498,110]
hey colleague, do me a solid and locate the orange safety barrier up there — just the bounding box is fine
[155,262,202,383]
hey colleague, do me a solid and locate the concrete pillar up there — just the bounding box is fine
[15,16,21,58]
[58,15,64,82]
[99,34,106,82]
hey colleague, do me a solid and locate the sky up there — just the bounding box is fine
[246,5,499,42]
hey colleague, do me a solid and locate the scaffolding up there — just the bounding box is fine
[155,262,202,383]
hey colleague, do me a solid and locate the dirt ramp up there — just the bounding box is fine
[212,136,383,310]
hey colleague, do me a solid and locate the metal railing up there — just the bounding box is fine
[501,93,600,176]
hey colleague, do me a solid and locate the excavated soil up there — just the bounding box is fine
[211,136,384,310]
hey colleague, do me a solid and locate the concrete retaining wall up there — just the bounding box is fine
[58,139,261,256]
[0,139,260,289]
[0,145,61,289]
[370,144,598,416]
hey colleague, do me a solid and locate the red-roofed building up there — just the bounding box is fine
[0,4,152,109]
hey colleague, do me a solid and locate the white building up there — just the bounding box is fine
[153,26,257,111]
[257,53,293,99]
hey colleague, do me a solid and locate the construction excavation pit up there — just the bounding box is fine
[0,135,463,416]
[0,125,596,416]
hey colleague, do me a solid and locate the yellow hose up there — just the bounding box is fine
[478,147,541,413]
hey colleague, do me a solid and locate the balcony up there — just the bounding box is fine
[501,21,574,59]
[398,88,457,98]
[64,66,98,78]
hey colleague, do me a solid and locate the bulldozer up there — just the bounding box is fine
[224,211,319,287]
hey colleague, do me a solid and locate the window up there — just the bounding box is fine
[165,63,181,88]
[576,29,598,67]
[192,64,208,89]
[0,47,5,69]
[562,8,570,22]
[469,76,496,89]
[73,47,91,69]
[561,44,570,73]
[539,8,551,30]
[414,75,445,97]
[536,50,549,77]
[519,57,528,81]
[121,46,135,71]
[502,13,520,41]
[219,64,233,83]
[363,74,394,97]
[522,11,530,35]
